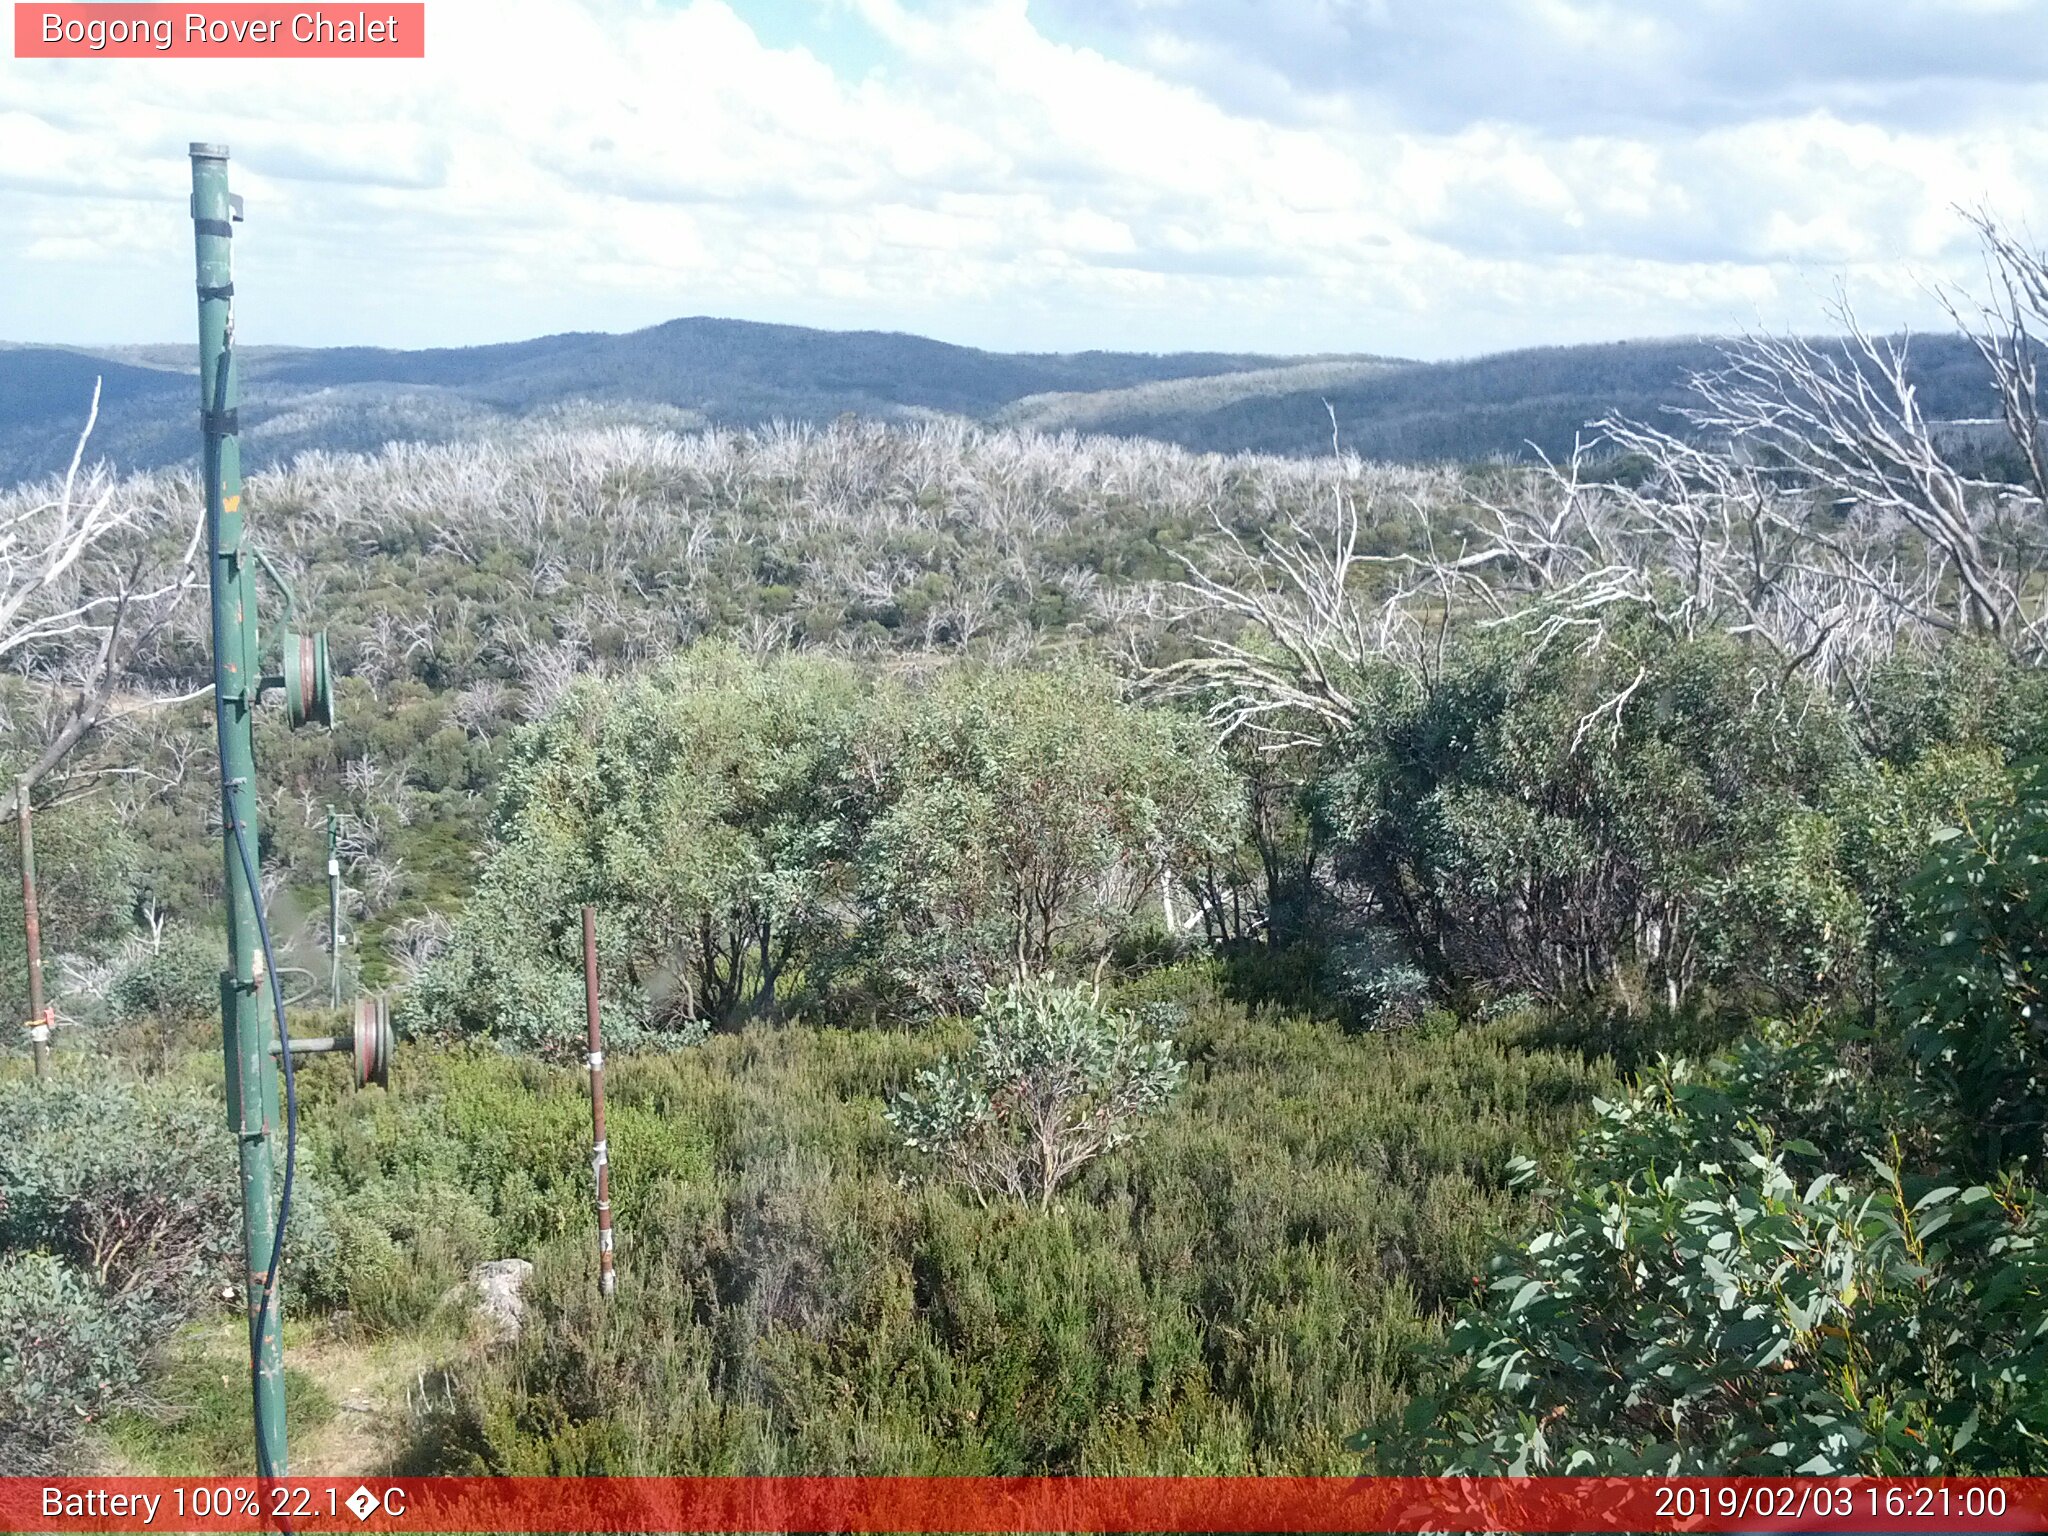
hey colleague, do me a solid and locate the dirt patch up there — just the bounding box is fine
[95,1321,444,1477]
[284,1333,444,1476]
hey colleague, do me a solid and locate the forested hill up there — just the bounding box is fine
[1045,335,2002,462]
[0,320,2000,483]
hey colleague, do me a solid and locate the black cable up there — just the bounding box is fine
[227,780,298,1484]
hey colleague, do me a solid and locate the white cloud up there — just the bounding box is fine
[1,0,2043,357]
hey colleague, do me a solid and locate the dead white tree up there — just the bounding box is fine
[1679,316,2023,648]
[1157,215,2048,744]
[1948,210,2048,513]
[0,386,208,817]
[1151,475,1469,749]
[1151,491,1375,749]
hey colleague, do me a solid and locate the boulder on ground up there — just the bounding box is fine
[467,1258,533,1343]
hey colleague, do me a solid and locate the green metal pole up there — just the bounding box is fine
[327,807,341,1008]
[191,142,288,1478]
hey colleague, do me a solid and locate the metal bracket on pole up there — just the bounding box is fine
[246,543,332,727]
[247,542,300,626]
[265,995,391,1089]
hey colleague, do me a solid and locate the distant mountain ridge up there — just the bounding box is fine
[0,316,2001,485]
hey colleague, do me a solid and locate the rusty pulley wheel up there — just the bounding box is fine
[283,628,333,729]
[351,993,392,1089]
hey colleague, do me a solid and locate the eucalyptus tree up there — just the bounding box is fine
[412,648,1241,1049]
[412,644,865,1052]
[836,664,1241,1013]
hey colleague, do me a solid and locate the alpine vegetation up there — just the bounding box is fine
[887,979,1187,1209]
[6,213,2048,1477]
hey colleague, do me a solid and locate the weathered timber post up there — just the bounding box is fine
[18,778,48,1082]
[326,806,342,1008]
[582,905,617,1297]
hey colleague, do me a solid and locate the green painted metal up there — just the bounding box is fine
[191,142,288,1478]
[250,543,332,728]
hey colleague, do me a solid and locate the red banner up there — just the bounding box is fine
[0,1477,2042,1533]
[13,4,424,58]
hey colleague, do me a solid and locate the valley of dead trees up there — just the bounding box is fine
[0,215,2040,1001]
[7,219,2045,815]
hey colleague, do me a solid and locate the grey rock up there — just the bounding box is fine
[468,1258,533,1343]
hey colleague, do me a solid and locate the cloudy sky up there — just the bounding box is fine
[3,0,2045,358]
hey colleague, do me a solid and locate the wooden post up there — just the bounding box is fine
[326,806,342,1008]
[18,778,48,1083]
[581,905,616,1297]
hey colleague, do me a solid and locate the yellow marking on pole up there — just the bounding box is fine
[224,494,240,512]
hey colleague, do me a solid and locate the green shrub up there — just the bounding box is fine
[0,1075,236,1306]
[1324,931,1431,1029]
[411,645,864,1051]
[888,979,1186,1209]
[1893,760,2048,1177]
[106,927,224,1029]
[304,1175,496,1331]
[1358,1021,2048,1473]
[415,650,1240,1048]
[291,1046,715,1330]
[0,801,136,1029]
[397,970,1605,1475]
[0,1074,249,1470]
[0,1253,147,1472]
[410,941,673,1064]
[838,666,1240,1014]
[1323,623,1868,1014]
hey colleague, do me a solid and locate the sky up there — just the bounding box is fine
[2,0,2046,358]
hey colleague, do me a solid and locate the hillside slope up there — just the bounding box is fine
[1070,336,2002,461]
[0,319,1291,483]
[995,356,1403,436]
[0,321,2003,482]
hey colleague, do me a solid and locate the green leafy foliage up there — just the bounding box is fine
[0,1075,237,1305]
[839,667,1239,1012]
[1323,930,1432,1030]
[0,799,136,1027]
[320,965,1606,1474]
[1320,621,1997,1016]
[291,1045,713,1331]
[0,1253,148,1472]
[415,651,1238,1050]
[1360,782,2048,1475]
[1360,1025,2047,1472]
[888,978,1186,1208]
[408,645,864,1053]
[0,1072,244,1471]
[1893,761,2048,1177]
[104,926,225,1029]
